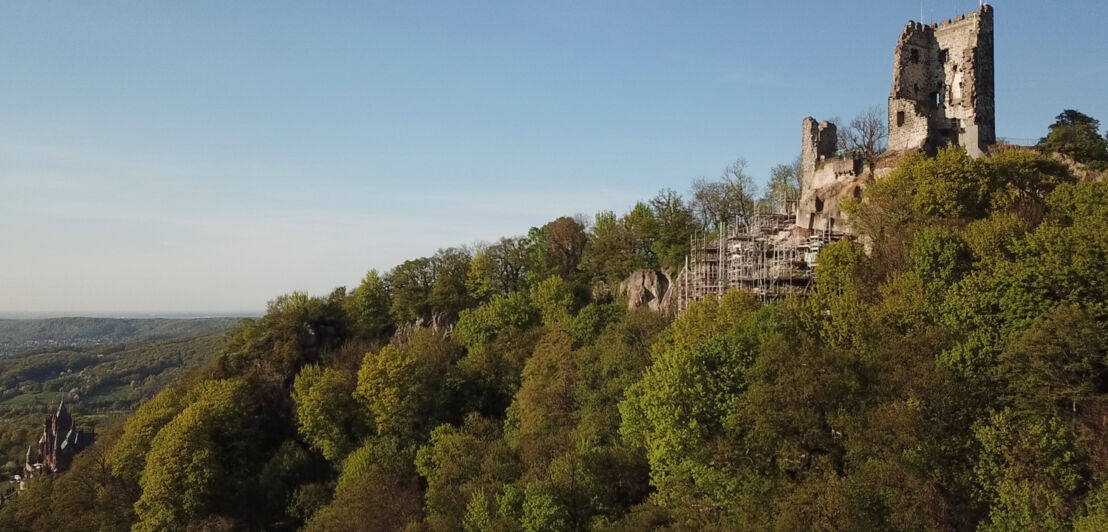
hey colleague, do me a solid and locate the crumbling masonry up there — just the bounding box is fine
[888,6,995,157]
[677,5,996,311]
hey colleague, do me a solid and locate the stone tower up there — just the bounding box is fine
[887,4,995,157]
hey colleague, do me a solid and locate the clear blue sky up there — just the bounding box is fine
[2,1,1105,314]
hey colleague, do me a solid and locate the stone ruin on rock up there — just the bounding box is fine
[796,4,995,235]
[663,5,997,313]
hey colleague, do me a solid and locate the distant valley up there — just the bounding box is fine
[0,317,242,478]
[0,317,242,356]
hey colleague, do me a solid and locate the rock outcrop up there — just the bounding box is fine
[621,269,677,314]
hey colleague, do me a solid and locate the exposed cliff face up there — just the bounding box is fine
[621,269,677,314]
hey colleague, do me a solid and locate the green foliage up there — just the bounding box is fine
[1038,109,1108,166]
[974,409,1084,531]
[620,293,771,512]
[806,240,874,349]
[985,147,1074,219]
[0,423,136,532]
[1046,181,1108,225]
[567,302,624,347]
[9,141,1108,531]
[581,211,635,292]
[416,415,520,531]
[354,329,463,442]
[962,213,1031,267]
[521,481,569,532]
[510,326,578,476]
[891,146,999,220]
[998,305,1108,418]
[430,247,476,323]
[939,187,1108,385]
[647,189,697,273]
[218,290,347,385]
[455,293,539,350]
[390,257,437,324]
[909,226,972,291]
[1075,482,1108,532]
[845,146,1042,278]
[530,217,588,281]
[468,237,530,301]
[529,275,575,326]
[109,386,187,483]
[292,364,366,462]
[574,309,667,449]
[304,437,423,532]
[346,269,393,339]
[625,201,660,269]
[132,379,254,531]
[454,292,543,417]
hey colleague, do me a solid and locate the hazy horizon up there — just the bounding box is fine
[4,1,1106,313]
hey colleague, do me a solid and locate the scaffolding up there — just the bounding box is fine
[677,199,848,312]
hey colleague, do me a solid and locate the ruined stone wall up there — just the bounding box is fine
[794,6,997,237]
[887,5,994,157]
[796,117,864,233]
[800,117,837,181]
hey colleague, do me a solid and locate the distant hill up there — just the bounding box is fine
[0,317,241,356]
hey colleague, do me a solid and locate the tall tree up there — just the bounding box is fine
[540,217,589,280]
[388,258,436,324]
[346,269,393,340]
[292,365,366,462]
[648,189,697,273]
[690,158,757,227]
[838,105,888,170]
[763,156,803,212]
[467,237,529,301]
[581,210,634,289]
[429,247,475,324]
[624,201,660,269]
[1038,109,1108,166]
[132,379,255,532]
[354,329,463,443]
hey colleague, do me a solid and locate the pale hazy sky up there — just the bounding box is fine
[2,1,1105,314]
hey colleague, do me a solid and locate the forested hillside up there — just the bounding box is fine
[2,114,1107,531]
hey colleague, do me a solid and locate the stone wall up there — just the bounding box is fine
[796,117,866,233]
[887,5,995,157]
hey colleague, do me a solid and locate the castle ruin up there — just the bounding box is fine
[888,6,995,157]
[677,5,997,312]
[795,4,996,235]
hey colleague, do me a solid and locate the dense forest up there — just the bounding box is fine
[1,111,1107,531]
